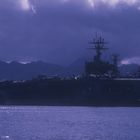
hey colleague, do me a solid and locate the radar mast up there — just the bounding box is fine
[89,35,108,62]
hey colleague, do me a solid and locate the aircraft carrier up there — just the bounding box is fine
[0,35,140,106]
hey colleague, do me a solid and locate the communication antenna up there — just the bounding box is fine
[89,34,108,62]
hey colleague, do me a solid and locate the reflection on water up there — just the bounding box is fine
[0,106,140,140]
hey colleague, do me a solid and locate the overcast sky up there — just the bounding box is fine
[0,0,140,65]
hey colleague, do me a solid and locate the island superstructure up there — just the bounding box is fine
[86,35,119,78]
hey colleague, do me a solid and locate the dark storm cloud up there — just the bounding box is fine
[0,0,140,64]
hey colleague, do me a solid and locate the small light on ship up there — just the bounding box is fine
[1,136,10,139]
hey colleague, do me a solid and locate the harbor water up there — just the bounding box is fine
[0,106,140,140]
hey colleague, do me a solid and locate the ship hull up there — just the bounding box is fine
[0,78,140,106]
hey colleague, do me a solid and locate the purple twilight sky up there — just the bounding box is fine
[0,0,140,65]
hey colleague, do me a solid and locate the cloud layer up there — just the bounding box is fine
[0,0,140,64]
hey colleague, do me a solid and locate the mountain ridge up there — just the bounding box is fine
[0,59,139,80]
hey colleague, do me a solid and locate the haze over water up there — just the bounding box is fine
[0,106,140,140]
